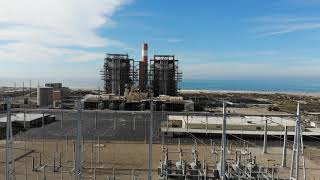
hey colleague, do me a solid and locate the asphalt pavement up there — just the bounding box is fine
[14,110,165,142]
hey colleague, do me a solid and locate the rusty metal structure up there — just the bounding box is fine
[150,55,182,97]
[101,54,135,96]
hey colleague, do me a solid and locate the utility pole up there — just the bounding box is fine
[290,103,306,180]
[23,82,26,129]
[61,106,63,129]
[282,126,287,167]
[74,98,82,180]
[133,112,136,131]
[263,117,268,154]
[148,100,154,180]
[94,111,97,130]
[220,102,227,180]
[6,97,15,180]
[29,80,31,105]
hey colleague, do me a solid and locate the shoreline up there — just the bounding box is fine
[179,89,320,97]
[2,86,320,97]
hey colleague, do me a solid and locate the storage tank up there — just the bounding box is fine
[37,87,53,107]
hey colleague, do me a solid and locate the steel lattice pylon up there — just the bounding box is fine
[75,98,82,180]
[290,102,306,180]
[6,97,15,180]
[220,102,227,180]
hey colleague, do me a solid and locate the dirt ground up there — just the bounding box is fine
[0,139,320,180]
[216,107,293,115]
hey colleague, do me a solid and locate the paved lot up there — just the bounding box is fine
[13,110,165,142]
[11,109,320,147]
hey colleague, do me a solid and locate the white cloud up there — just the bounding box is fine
[153,38,184,43]
[0,0,130,63]
[251,16,320,37]
[0,43,104,63]
[167,38,184,43]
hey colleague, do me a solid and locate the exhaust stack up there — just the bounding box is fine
[142,43,148,63]
[139,43,149,92]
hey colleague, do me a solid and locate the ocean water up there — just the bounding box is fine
[180,79,320,93]
[1,78,320,93]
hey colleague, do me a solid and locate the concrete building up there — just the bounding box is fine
[37,87,53,107]
[45,83,69,99]
[161,115,320,137]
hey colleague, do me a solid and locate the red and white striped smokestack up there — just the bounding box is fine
[142,43,148,63]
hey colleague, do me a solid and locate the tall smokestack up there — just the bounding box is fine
[139,43,149,92]
[142,43,148,63]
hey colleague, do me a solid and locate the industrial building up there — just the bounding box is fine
[44,82,70,108]
[81,94,126,110]
[37,87,53,107]
[81,94,186,111]
[0,113,55,128]
[161,114,320,137]
[168,115,298,131]
[101,54,135,96]
[150,55,182,97]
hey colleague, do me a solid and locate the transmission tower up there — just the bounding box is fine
[74,98,82,180]
[290,103,306,180]
[6,97,15,180]
[220,102,227,180]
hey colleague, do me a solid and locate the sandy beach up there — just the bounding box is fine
[179,89,320,97]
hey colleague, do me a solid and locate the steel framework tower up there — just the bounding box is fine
[220,102,227,180]
[148,100,154,180]
[6,97,15,180]
[149,55,182,97]
[74,99,82,180]
[101,54,134,96]
[290,103,306,180]
[282,126,288,167]
[263,117,268,154]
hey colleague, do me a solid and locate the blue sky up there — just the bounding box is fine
[0,0,320,88]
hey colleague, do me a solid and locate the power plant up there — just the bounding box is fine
[101,43,182,98]
[94,43,186,111]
